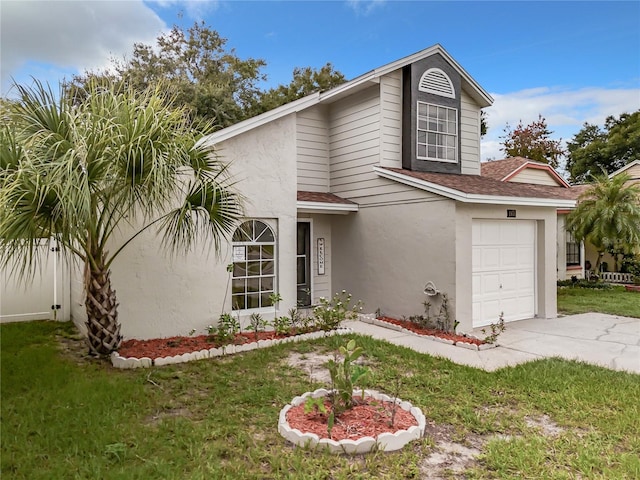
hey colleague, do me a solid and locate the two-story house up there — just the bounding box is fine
[72,45,576,340]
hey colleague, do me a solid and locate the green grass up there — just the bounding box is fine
[558,285,640,317]
[2,321,639,479]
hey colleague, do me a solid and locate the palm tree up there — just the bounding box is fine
[0,81,243,355]
[566,173,640,271]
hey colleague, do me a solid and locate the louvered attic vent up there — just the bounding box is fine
[418,68,455,98]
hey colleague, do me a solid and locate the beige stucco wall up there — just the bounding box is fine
[455,204,558,332]
[331,194,457,322]
[73,114,299,340]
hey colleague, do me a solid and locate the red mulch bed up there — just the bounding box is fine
[286,398,418,441]
[118,330,303,359]
[377,316,484,345]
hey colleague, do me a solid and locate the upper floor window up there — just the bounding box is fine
[417,102,457,162]
[418,68,455,98]
[231,220,275,310]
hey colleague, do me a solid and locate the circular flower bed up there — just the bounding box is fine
[279,389,426,454]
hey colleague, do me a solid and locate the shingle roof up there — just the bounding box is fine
[383,168,579,200]
[480,157,531,180]
[297,191,357,205]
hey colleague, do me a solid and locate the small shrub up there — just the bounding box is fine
[247,313,269,340]
[557,279,613,289]
[327,339,370,416]
[272,316,292,335]
[481,312,506,344]
[216,313,240,344]
[313,290,362,331]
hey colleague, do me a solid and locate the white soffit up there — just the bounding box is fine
[296,201,359,215]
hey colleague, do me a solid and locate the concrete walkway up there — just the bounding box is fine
[343,313,640,374]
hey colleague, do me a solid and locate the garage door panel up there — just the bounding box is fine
[500,247,519,268]
[472,220,536,328]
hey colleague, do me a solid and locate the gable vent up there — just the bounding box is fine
[418,68,455,98]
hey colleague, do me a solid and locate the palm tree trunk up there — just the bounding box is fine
[85,259,121,356]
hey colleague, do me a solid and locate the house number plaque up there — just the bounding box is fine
[317,238,325,275]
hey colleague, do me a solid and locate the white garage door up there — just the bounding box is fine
[472,220,536,328]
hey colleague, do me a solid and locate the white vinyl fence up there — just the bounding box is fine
[0,240,70,323]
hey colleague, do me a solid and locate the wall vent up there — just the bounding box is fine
[418,68,455,98]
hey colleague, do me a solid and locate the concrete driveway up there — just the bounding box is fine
[345,313,640,374]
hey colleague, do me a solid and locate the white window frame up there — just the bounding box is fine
[231,220,276,311]
[416,102,458,163]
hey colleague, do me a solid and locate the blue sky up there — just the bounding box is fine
[2,0,639,161]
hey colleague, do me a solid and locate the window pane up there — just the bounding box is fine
[232,294,245,310]
[232,278,245,294]
[261,292,272,307]
[247,245,261,260]
[437,146,444,159]
[297,257,307,284]
[233,262,247,277]
[446,148,456,161]
[418,145,427,158]
[427,146,436,158]
[436,134,445,146]
[418,119,427,130]
[262,245,274,259]
[446,136,456,147]
[247,277,260,293]
[261,276,273,291]
[418,103,427,116]
[428,120,438,131]
[427,132,436,145]
[247,261,261,276]
[437,107,446,121]
[448,121,456,134]
[428,105,437,119]
[417,131,427,144]
[247,294,260,309]
[448,109,456,121]
[261,260,274,275]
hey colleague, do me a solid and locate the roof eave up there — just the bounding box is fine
[297,201,359,215]
[374,167,576,208]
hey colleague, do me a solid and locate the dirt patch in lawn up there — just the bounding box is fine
[56,333,97,366]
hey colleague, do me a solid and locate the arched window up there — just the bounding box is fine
[231,220,276,310]
[418,68,455,98]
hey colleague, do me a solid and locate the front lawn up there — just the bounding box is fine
[2,321,639,479]
[558,284,640,318]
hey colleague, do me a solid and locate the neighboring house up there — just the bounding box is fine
[63,45,577,339]
[484,157,640,282]
[581,160,640,275]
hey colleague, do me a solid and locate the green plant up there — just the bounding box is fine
[303,396,327,416]
[0,81,243,356]
[246,313,269,340]
[216,313,240,344]
[313,290,362,331]
[272,316,292,336]
[481,312,506,344]
[327,339,370,416]
[269,292,283,320]
[287,307,302,331]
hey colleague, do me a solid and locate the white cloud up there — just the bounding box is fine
[346,0,386,16]
[0,0,166,93]
[481,86,640,161]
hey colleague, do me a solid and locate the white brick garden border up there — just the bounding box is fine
[110,327,353,369]
[278,388,426,454]
[358,314,496,350]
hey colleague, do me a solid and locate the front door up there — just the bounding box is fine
[296,222,311,307]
